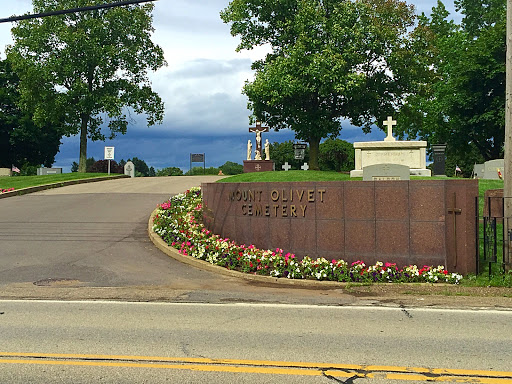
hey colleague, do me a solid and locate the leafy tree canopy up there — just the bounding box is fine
[219,161,243,175]
[221,0,415,169]
[89,159,123,174]
[8,0,166,172]
[0,58,62,168]
[128,156,150,177]
[156,166,183,176]
[318,138,354,172]
[397,0,505,164]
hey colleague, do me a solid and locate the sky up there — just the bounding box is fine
[0,0,461,172]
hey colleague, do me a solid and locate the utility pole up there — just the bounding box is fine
[505,0,512,269]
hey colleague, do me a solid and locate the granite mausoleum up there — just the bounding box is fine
[202,180,478,275]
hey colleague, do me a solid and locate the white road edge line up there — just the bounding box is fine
[0,299,511,314]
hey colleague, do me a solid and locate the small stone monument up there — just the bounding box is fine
[243,121,274,173]
[282,162,292,171]
[363,164,410,181]
[484,159,505,180]
[0,168,11,177]
[350,116,431,177]
[124,161,135,178]
[37,167,62,175]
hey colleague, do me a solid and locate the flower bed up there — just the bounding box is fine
[1,188,14,193]
[152,187,463,284]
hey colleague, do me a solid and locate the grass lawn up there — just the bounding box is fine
[0,173,115,190]
[218,171,459,183]
[219,171,503,196]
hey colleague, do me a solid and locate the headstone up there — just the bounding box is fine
[282,162,292,171]
[37,167,63,175]
[473,163,485,179]
[124,161,135,178]
[483,159,505,180]
[362,163,410,181]
[432,144,447,176]
[350,115,430,177]
[301,163,309,171]
[0,168,11,177]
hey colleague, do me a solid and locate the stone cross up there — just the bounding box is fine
[249,121,269,160]
[301,163,309,171]
[282,162,292,171]
[383,116,397,142]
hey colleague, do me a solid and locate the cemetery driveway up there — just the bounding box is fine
[0,176,356,305]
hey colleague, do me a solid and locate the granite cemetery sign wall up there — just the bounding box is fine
[202,180,478,275]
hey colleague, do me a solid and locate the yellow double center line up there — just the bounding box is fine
[1,352,512,383]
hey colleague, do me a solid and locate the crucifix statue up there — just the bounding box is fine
[383,116,397,142]
[249,121,269,160]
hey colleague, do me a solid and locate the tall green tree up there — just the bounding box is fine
[0,58,62,168]
[221,0,415,169]
[8,0,166,173]
[397,0,505,163]
[128,156,150,177]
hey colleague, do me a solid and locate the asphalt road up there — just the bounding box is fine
[1,300,511,383]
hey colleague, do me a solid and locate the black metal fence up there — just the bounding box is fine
[476,196,512,276]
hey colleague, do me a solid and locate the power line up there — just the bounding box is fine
[0,0,158,23]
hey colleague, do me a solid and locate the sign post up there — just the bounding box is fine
[190,153,205,174]
[104,146,115,175]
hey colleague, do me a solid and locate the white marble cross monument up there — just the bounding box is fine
[383,116,397,142]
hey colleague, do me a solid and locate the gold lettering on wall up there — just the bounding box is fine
[229,188,325,218]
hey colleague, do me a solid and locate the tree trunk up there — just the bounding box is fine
[78,114,89,173]
[308,137,321,171]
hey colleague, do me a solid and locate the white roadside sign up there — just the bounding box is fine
[104,146,115,160]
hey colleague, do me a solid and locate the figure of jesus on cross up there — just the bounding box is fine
[249,121,269,160]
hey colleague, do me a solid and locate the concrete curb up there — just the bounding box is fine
[0,175,130,199]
